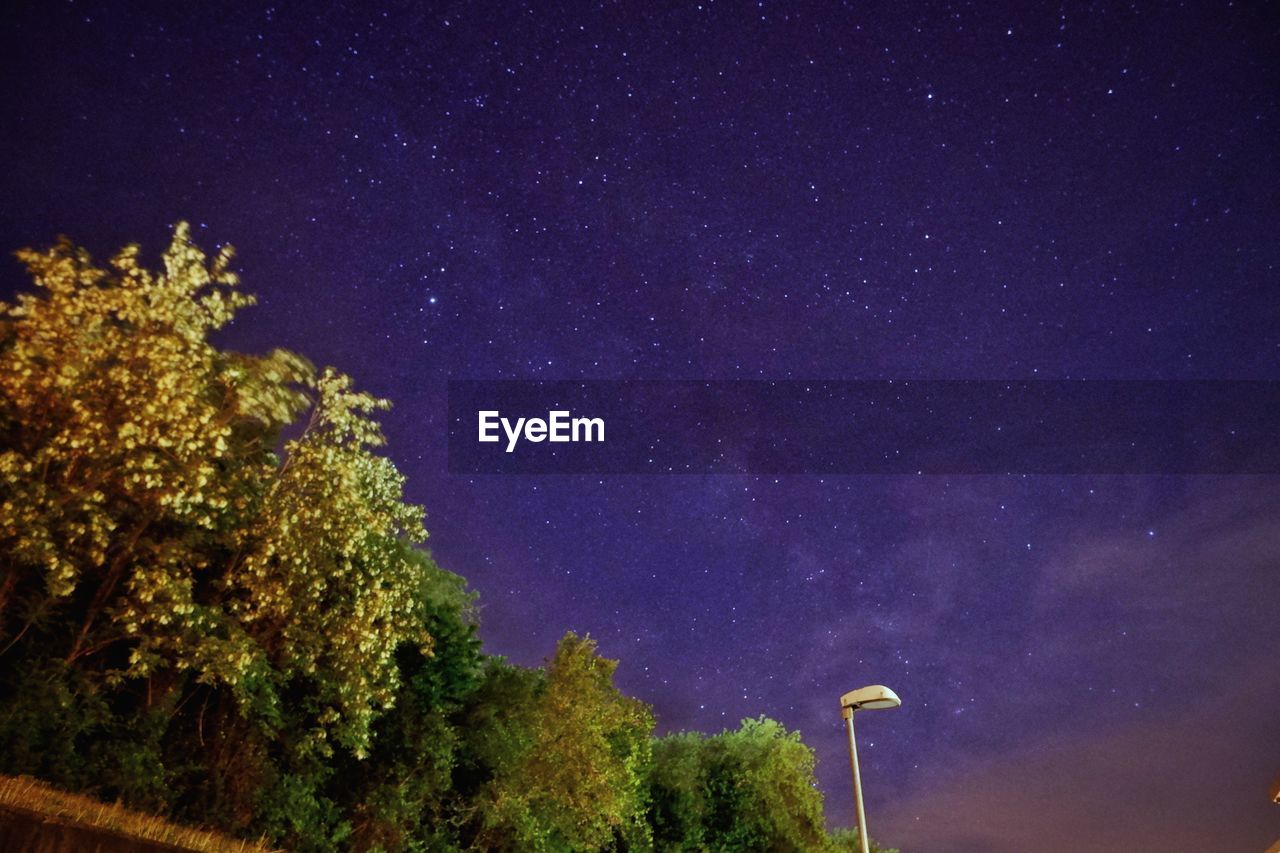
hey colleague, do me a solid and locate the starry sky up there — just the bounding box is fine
[2,2,1279,850]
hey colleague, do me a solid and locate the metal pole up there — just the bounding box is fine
[844,706,870,853]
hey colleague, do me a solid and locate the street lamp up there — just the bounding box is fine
[840,685,901,853]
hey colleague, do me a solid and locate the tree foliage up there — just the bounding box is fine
[0,225,434,843]
[0,225,894,851]
[828,827,900,853]
[649,717,852,852]
[472,634,655,851]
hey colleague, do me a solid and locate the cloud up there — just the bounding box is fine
[870,479,1280,852]
[877,656,1280,853]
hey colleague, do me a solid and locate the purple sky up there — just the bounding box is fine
[2,2,1278,849]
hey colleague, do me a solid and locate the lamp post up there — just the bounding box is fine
[839,685,901,853]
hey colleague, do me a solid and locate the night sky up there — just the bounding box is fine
[3,2,1279,850]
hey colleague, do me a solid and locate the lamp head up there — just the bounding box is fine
[840,684,901,711]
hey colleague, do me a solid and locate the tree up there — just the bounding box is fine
[0,225,439,847]
[335,550,484,852]
[471,633,655,851]
[649,717,855,852]
[647,731,711,849]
